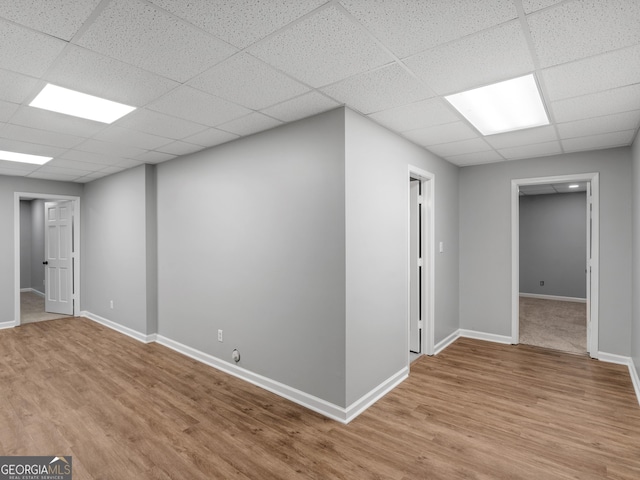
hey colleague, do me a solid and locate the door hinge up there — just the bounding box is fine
[418,320,424,329]
[418,195,424,205]
[417,258,423,267]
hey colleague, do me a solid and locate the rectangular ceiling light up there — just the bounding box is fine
[0,150,52,165]
[30,84,136,124]
[445,74,549,136]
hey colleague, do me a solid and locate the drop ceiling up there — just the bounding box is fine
[0,0,639,183]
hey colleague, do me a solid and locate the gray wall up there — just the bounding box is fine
[19,200,31,289]
[632,132,640,379]
[0,176,82,323]
[459,148,632,355]
[82,165,156,335]
[519,192,587,298]
[30,199,45,294]
[157,109,347,407]
[344,109,459,405]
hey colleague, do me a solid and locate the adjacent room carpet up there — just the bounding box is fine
[21,291,71,324]
[519,296,587,355]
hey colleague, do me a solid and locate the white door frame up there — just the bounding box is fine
[408,166,435,359]
[511,173,599,357]
[14,192,81,326]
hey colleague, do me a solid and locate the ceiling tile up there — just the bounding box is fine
[426,137,493,157]
[445,150,504,167]
[0,138,66,158]
[75,0,237,82]
[528,0,640,67]
[45,45,180,107]
[60,150,130,166]
[0,0,101,41]
[0,160,39,172]
[189,53,309,110]
[368,97,459,132]
[551,84,640,123]
[155,141,203,156]
[0,100,18,123]
[261,92,340,123]
[249,5,393,88]
[27,170,81,182]
[93,125,173,150]
[561,130,636,152]
[321,63,432,114]
[182,128,239,148]
[75,138,147,159]
[340,0,517,58]
[485,125,558,149]
[217,113,283,136]
[403,121,478,146]
[74,171,112,183]
[135,151,177,164]
[148,86,251,127]
[498,140,562,160]
[35,165,97,177]
[404,21,534,95]
[10,106,106,138]
[115,158,143,169]
[0,69,38,104]
[46,158,106,172]
[116,109,207,140]
[149,0,327,48]
[542,44,640,101]
[0,20,66,77]
[557,110,640,139]
[521,0,564,13]
[1,124,85,149]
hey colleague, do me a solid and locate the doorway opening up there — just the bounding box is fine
[408,166,435,363]
[14,193,81,327]
[511,173,599,357]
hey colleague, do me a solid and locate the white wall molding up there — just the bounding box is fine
[345,368,408,423]
[156,334,351,423]
[81,311,156,344]
[0,321,16,330]
[629,360,640,406]
[21,288,45,297]
[434,329,461,355]
[598,352,640,406]
[459,329,513,344]
[519,293,586,303]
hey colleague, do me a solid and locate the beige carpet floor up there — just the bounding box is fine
[519,296,587,355]
[21,291,71,324]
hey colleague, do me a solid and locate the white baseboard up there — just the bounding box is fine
[629,360,640,407]
[0,320,16,330]
[459,329,513,344]
[434,329,461,355]
[598,352,640,406]
[20,288,45,297]
[81,311,156,344]
[156,335,352,423]
[345,367,408,423]
[519,293,586,303]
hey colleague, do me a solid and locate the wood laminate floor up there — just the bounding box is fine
[1,318,639,479]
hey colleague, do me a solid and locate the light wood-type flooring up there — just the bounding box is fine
[1,317,639,479]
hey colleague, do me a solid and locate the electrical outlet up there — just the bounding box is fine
[540,281,544,286]
[217,329,223,342]
[110,300,114,309]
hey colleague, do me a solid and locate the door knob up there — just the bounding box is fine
[43,261,48,265]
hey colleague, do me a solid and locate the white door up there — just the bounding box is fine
[44,201,74,315]
[409,179,422,353]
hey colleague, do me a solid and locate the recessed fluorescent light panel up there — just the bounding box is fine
[0,150,52,165]
[30,84,135,124]
[445,74,549,136]
[568,184,580,189]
